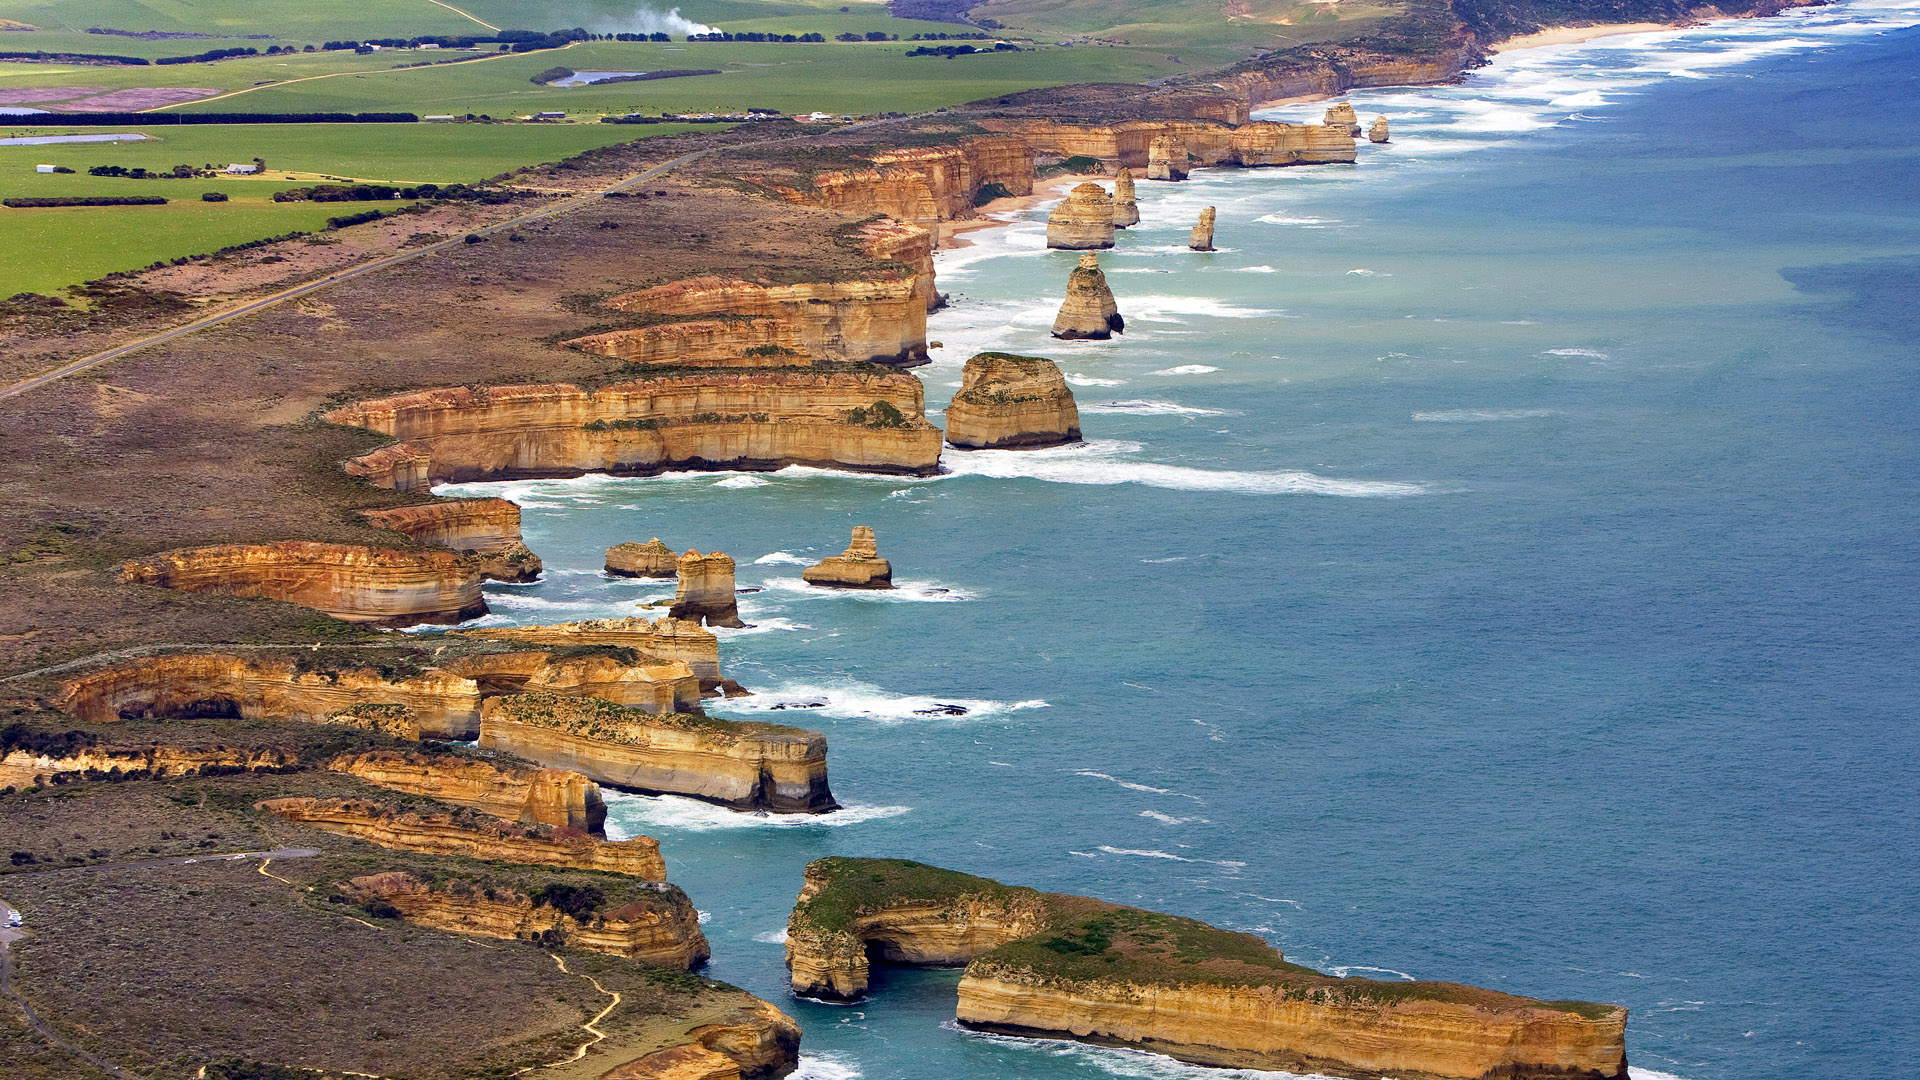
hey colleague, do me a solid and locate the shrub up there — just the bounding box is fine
[973,182,1013,206]
[3,196,166,207]
[201,191,228,202]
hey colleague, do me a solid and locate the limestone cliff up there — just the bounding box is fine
[604,1044,741,1080]
[479,691,837,814]
[767,136,1034,224]
[606,274,928,366]
[1228,121,1357,166]
[608,539,680,579]
[1370,116,1391,143]
[1052,253,1124,341]
[980,119,1354,171]
[119,542,486,626]
[259,796,666,877]
[360,497,542,584]
[327,749,606,832]
[944,353,1082,450]
[345,870,710,967]
[671,549,744,628]
[1324,102,1362,136]
[462,617,725,690]
[1216,44,1479,113]
[1111,168,1139,228]
[600,999,801,1080]
[328,371,944,487]
[783,858,1630,1080]
[1189,207,1217,252]
[0,744,296,790]
[801,526,893,589]
[322,702,423,740]
[785,858,1051,1001]
[854,217,943,315]
[567,318,807,369]
[1046,182,1116,250]
[1147,135,1188,181]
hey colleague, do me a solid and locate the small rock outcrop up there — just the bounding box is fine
[1051,253,1124,341]
[670,550,745,629]
[944,353,1082,450]
[1110,167,1139,227]
[607,538,679,579]
[1045,182,1116,250]
[1145,135,1187,181]
[802,526,894,590]
[1189,206,1217,252]
[1324,101,1362,136]
[259,797,667,878]
[1369,115,1390,143]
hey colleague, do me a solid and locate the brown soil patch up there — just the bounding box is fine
[0,87,109,105]
[57,87,221,111]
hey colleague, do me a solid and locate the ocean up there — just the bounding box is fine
[438,5,1920,1077]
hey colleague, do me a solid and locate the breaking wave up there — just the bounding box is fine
[940,441,1426,498]
[1412,408,1558,422]
[712,680,1049,723]
[601,792,909,834]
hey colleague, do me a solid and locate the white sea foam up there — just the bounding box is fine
[1127,295,1277,321]
[789,1053,863,1080]
[1412,408,1557,422]
[1237,265,1279,273]
[759,576,974,602]
[713,475,769,488]
[1087,400,1228,416]
[712,616,813,635]
[601,791,909,834]
[1073,771,1204,802]
[1255,213,1339,226]
[753,551,813,566]
[1148,365,1219,376]
[1546,347,1609,358]
[940,440,1427,498]
[1346,268,1391,277]
[714,681,1048,723]
[1140,810,1210,825]
[1067,374,1127,386]
[697,910,712,924]
[1326,965,1415,980]
[952,1025,1344,1079]
[1096,846,1246,867]
[753,929,790,944]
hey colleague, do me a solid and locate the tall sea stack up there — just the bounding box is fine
[669,549,745,628]
[802,527,894,590]
[1051,253,1124,340]
[1324,101,1361,136]
[1189,207,1216,252]
[1369,115,1391,143]
[1146,135,1187,181]
[1046,182,1116,249]
[1111,167,1139,227]
[944,353,1082,450]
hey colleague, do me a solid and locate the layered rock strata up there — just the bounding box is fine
[944,353,1082,450]
[1110,167,1139,227]
[54,648,700,740]
[786,858,1631,1080]
[360,498,542,584]
[771,136,1035,223]
[463,617,724,690]
[1046,182,1116,249]
[0,744,296,790]
[260,796,666,877]
[606,274,928,366]
[600,999,801,1079]
[1370,116,1391,143]
[802,526,893,589]
[671,550,744,629]
[1324,101,1362,136]
[120,542,485,626]
[854,217,944,314]
[603,1044,743,1080]
[344,870,710,967]
[479,691,837,813]
[567,318,808,368]
[1189,207,1217,252]
[608,539,680,579]
[1146,135,1187,181]
[328,371,944,488]
[981,119,1355,170]
[1052,253,1124,341]
[328,749,606,832]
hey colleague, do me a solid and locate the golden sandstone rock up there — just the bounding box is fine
[478,691,838,813]
[608,538,680,579]
[568,318,809,368]
[1111,167,1139,227]
[462,617,724,689]
[360,497,542,584]
[1324,101,1363,136]
[1052,253,1125,341]
[328,749,606,832]
[1146,135,1188,181]
[259,796,667,877]
[120,541,486,626]
[671,549,744,628]
[1190,206,1217,252]
[602,1044,743,1080]
[1370,115,1391,143]
[0,744,296,790]
[944,353,1082,450]
[607,274,929,366]
[1045,182,1117,250]
[802,526,894,589]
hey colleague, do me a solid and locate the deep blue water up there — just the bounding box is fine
[444,7,1920,1078]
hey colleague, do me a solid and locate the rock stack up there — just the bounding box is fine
[1146,135,1187,181]
[668,549,745,628]
[1369,115,1390,143]
[1111,167,1139,228]
[802,526,895,589]
[1045,182,1116,249]
[944,353,1082,450]
[1324,101,1361,136]
[605,538,678,578]
[1188,206,1216,252]
[1051,253,1124,341]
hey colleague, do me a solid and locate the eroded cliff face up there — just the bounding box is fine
[1369,116,1391,143]
[1217,43,1481,112]
[0,744,295,790]
[854,218,943,314]
[1190,207,1217,252]
[345,870,710,967]
[982,119,1356,171]
[955,973,1628,1080]
[1323,101,1362,135]
[1111,168,1139,228]
[771,137,1035,223]
[802,526,892,590]
[360,497,541,583]
[601,999,801,1080]
[671,549,744,629]
[479,691,837,813]
[260,796,665,877]
[327,749,607,832]
[944,353,1082,450]
[1052,254,1124,341]
[568,318,808,368]
[603,1045,742,1080]
[608,538,681,578]
[1046,182,1116,250]
[120,542,486,626]
[1147,134,1188,181]
[462,617,724,690]
[327,371,944,487]
[607,275,928,366]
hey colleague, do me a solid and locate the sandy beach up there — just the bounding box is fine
[1490,22,1674,51]
[939,173,1107,250]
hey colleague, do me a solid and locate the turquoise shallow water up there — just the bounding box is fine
[441,7,1920,1077]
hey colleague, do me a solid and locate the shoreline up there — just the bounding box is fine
[1488,21,1675,52]
[939,173,1107,250]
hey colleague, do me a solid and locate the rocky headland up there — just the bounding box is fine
[359,497,543,584]
[785,858,1630,1080]
[119,541,489,626]
[462,616,726,690]
[478,691,838,813]
[987,119,1355,172]
[608,538,681,579]
[1147,134,1189,181]
[1052,253,1125,341]
[260,796,668,877]
[327,748,608,832]
[802,526,894,589]
[943,352,1082,450]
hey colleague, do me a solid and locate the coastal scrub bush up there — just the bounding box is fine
[201,192,228,202]
[846,401,908,428]
[531,882,605,918]
[973,182,1013,206]
[3,196,166,208]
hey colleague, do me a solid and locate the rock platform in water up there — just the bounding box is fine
[803,526,894,589]
[608,537,680,578]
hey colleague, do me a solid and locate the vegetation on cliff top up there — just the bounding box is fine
[489,689,817,742]
[793,856,1044,933]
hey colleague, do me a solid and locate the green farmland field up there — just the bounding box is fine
[0,199,345,295]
